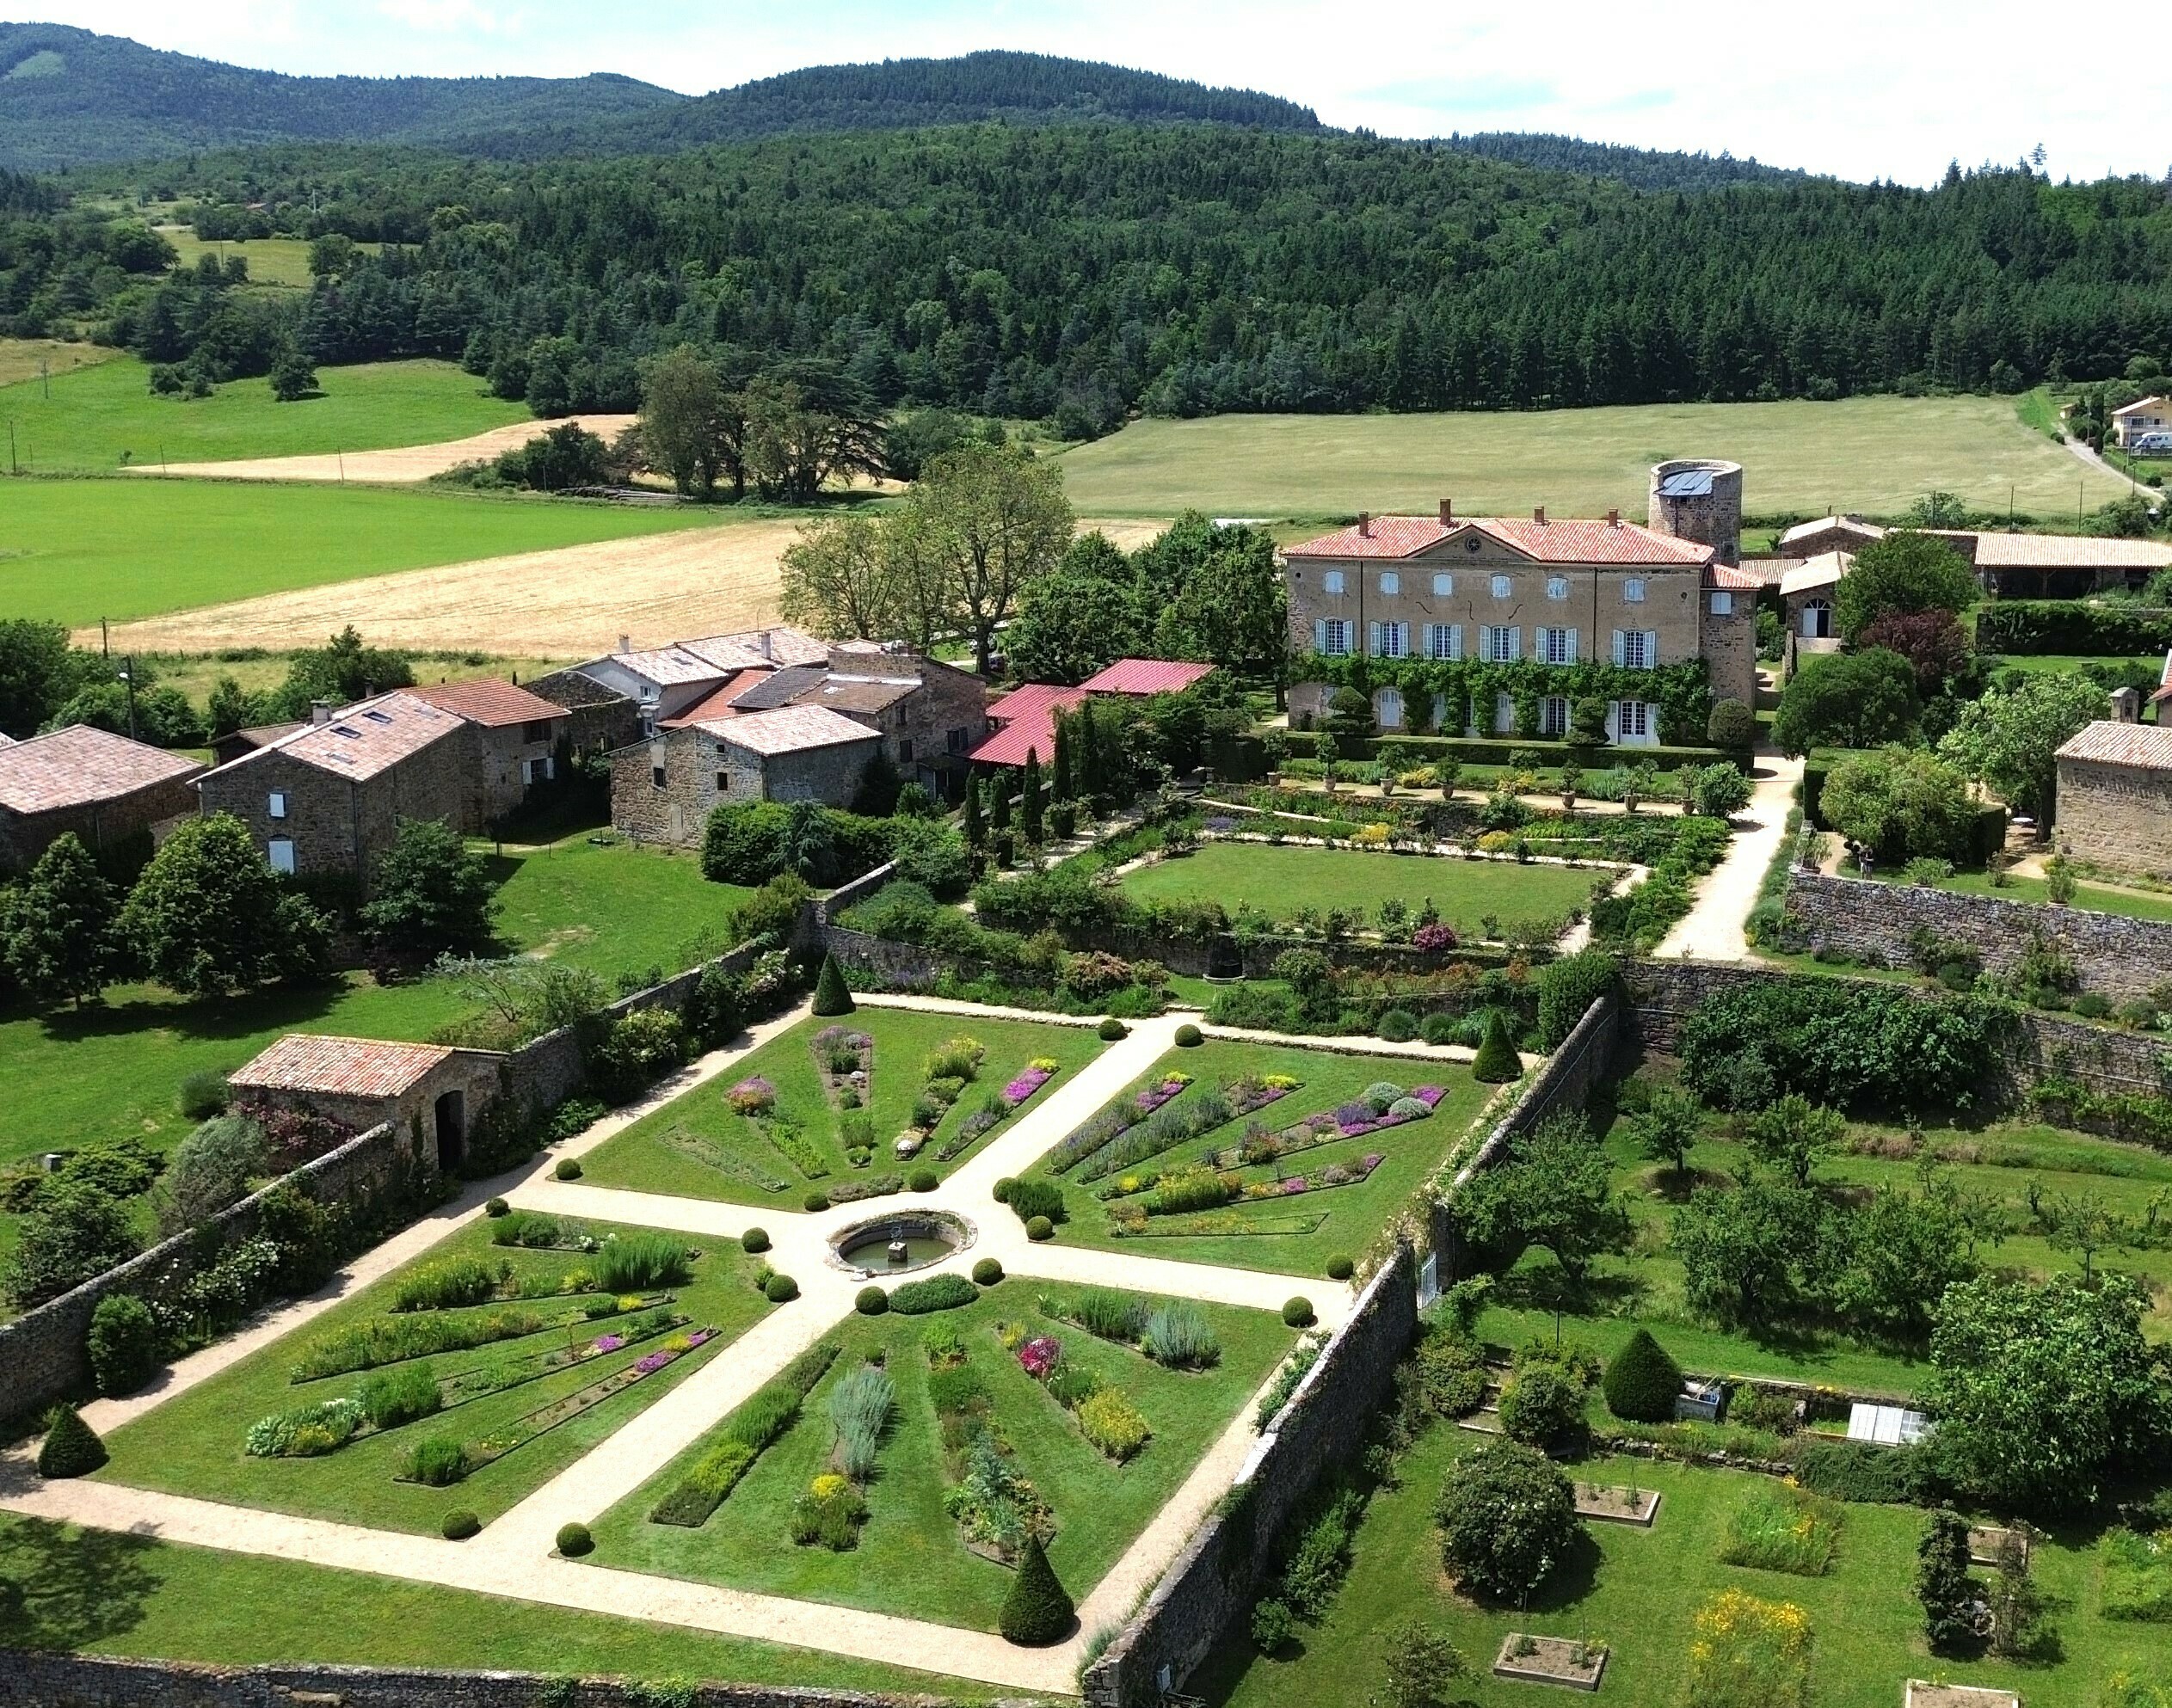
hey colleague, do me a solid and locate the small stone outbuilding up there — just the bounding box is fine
[612,703,884,845]
[409,677,571,825]
[0,723,204,874]
[2055,720,2172,879]
[227,1034,507,1173]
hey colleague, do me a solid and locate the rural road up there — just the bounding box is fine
[2060,430,2147,500]
[122,414,641,483]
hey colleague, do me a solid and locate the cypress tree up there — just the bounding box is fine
[37,1404,108,1478]
[1601,1327,1683,1422]
[811,952,854,1017]
[989,774,1013,833]
[1078,704,1103,803]
[962,777,986,851]
[1021,749,1044,844]
[1050,710,1074,804]
[1472,1009,1522,1083]
[999,1533,1074,1645]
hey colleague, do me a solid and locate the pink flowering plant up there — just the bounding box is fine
[1018,1336,1061,1380]
[1002,1058,1060,1106]
[727,1077,777,1115]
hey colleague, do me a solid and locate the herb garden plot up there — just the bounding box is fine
[90,1219,771,1536]
[581,1010,1107,1207]
[586,1289,1295,1633]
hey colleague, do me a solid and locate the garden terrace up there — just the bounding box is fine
[88,1217,771,1535]
[577,1008,1109,1207]
[586,1286,1295,1633]
[1035,1037,1493,1275]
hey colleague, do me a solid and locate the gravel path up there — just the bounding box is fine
[1653,753,1803,961]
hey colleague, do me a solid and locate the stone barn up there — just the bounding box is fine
[0,723,203,874]
[227,1035,508,1174]
[2054,720,2172,879]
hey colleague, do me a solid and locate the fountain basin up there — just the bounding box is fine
[829,1209,975,1277]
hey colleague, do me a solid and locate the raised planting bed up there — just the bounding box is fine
[1904,1685,2019,1708]
[1968,1525,2028,1568]
[1573,1481,1660,1526]
[287,1293,675,1381]
[1492,1633,1608,1692]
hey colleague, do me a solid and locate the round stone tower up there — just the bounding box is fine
[1647,458,1744,566]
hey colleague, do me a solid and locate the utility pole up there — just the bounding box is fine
[119,657,138,742]
[100,618,108,660]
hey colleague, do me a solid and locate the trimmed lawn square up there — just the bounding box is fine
[580,1008,1109,1207]
[1117,841,1601,937]
[93,1217,774,1536]
[1034,1039,1492,1276]
[588,1287,1294,1633]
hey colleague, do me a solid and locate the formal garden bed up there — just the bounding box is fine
[1574,1481,1660,1526]
[1028,1038,1491,1276]
[1492,1631,1609,1691]
[89,1216,772,1535]
[577,1008,1108,1207]
[584,1286,1295,1633]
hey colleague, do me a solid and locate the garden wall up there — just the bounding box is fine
[0,1654,975,1708]
[1622,960,2170,1100]
[0,1121,401,1425]
[1782,870,2172,1002]
[1429,993,1621,1280]
[1080,1246,1418,1708]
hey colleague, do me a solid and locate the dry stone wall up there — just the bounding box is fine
[1784,870,2172,1001]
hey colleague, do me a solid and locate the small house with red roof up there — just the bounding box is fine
[969,659,1220,770]
[1283,499,1757,744]
[409,677,571,822]
[0,724,204,873]
[227,1034,510,1173]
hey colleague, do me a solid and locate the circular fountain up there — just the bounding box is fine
[828,1208,975,1276]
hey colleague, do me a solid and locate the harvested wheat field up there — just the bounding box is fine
[121,414,642,483]
[89,516,1167,655]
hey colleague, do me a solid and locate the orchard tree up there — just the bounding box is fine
[1836,531,1976,640]
[1939,672,2107,824]
[1819,746,1976,863]
[1434,1441,1583,1601]
[1671,1173,1824,1324]
[1921,1274,2170,1510]
[910,442,1073,673]
[0,832,118,1007]
[1453,1112,1629,1291]
[1744,1094,1846,1187]
[0,1177,141,1311]
[120,814,333,997]
[1624,1083,1703,1180]
[360,818,496,955]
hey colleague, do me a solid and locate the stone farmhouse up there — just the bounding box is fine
[1765,513,2172,599]
[0,723,204,874]
[2055,720,2172,879]
[407,679,571,826]
[1283,497,1758,745]
[613,703,883,845]
[969,659,1218,769]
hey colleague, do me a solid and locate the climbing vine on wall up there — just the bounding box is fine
[1295,654,1714,746]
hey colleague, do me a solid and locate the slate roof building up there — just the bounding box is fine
[0,723,204,873]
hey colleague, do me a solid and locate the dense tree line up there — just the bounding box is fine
[13,126,2172,425]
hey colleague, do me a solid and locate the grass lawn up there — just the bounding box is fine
[0,478,733,627]
[588,1287,1294,1632]
[0,1514,1001,1698]
[1055,395,2131,521]
[581,1008,1110,1206]
[95,1217,774,1535]
[1038,1040,1492,1278]
[1923,868,2172,924]
[154,229,378,289]
[1194,1422,2163,1708]
[1118,842,1601,936]
[0,357,527,473]
[145,648,576,703]
[0,838,745,1228]
[1986,652,2162,682]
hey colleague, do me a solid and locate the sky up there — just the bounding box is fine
[18,0,2166,187]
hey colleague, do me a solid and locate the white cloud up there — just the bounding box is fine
[16,0,2166,185]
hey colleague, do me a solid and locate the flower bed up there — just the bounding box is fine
[649,1340,840,1527]
[287,1292,674,1382]
[390,1256,612,1313]
[1492,1633,1608,1693]
[404,1327,717,1484]
[1098,1078,1400,1203]
[827,1171,907,1206]
[1069,1072,1301,1187]
[1110,1210,1329,1238]
[1688,1588,1812,1708]
[664,1126,792,1194]
[1046,1073,1194,1174]
[925,1324,1052,1564]
[755,1109,830,1182]
[1036,1290,1221,1370]
[1007,1328,1151,1462]
[933,1056,1063,1163]
[810,1027,874,1112]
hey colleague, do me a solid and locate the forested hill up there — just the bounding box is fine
[0,28,1318,170]
[1443,132,1806,190]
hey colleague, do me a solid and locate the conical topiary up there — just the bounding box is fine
[999,1533,1074,1645]
[1602,1326,1683,1423]
[37,1404,108,1478]
[812,952,854,1017]
[1471,1010,1521,1083]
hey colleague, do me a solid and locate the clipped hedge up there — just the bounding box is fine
[1602,1328,1683,1423]
[1976,600,2172,656]
[889,1273,979,1315]
[1340,733,1727,772]
[650,1341,840,1527]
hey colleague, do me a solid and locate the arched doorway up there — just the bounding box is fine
[434,1091,466,1170]
[1800,598,1833,639]
[1204,934,1244,982]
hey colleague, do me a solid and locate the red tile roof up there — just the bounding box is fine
[2057,720,2172,770]
[1703,564,1765,592]
[658,671,771,728]
[695,703,883,757]
[0,724,203,815]
[411,679,571,729]
[1285,515,1714,567]
[985,682,1086,724]
[212,691,465,783]
[1077,659,1217,696]
[230,1034,455,1098]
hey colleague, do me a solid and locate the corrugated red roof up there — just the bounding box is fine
[969,688,1086,769]
[230,1034,455,1098]
[1286,515,1714,566]
[985,682,1085,723]
[1077,659,1217,696]
[0,724,203,815]
[411,679,572,729]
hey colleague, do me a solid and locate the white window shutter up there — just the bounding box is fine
[1611,630,1626,666]
[1450,624,1463,660]
[1644,630,1658,667]
[1368,621,1381,655]
[1314,619,1326,653]
[1508,626,1522,660]
[1566,628,1579,663]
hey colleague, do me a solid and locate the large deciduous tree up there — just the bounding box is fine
[1772,648,1920,756]
[0,832,119,1007]
[1450,1112,1630,1290]
[1818,745,1976,863]
[910,442,1074,673]
[1937,671,2107,824]
[1153,520,1288,676]
[1836,531,1976,640]
[780,513,900,641]
[360,818,496,956]
[120,815,333,997]
[1003,532,1144,684]
[639,343,729,497]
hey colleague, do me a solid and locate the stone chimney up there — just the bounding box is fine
[1438,498,1452,525]
[618,634,631,654]
[1606,508,1621,527]
[1357,512,1371,538]
[2111,685,2142,722]
[311,700,335,726]
[1533,506,1547,525]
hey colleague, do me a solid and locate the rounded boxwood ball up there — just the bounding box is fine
[36,1405,107,1478]
[909,1167,939,1193]
[1282,1296,1315,1328]
[993,1177,1017,1204]
[554,1158,582,1181]
[741,1226,771,1254]
[1325,1255,1355,1281]
[856,1285,889,1315]
[972,1257,1004,1286]
[1026,1214,1055,1242]
[1602,1326,1683,1424]
[484,1196,509,1218]
[442,1508,482,1540]
[803,1190,831,1213]
[765,1273,800,1303]
[1174,1023,1203,1048]
[1098,1017,1128,1041]
[1375,1007,1418,1043]
[556,1521,594,1557]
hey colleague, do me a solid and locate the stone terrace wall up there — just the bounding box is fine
[0,1654,981,1708]
[1784,870,2172,1001]
[0,1121,400,1424]
[1080,1247,1418,1708]
[1427,993,1621,1279]
[1623,960,2171,1100]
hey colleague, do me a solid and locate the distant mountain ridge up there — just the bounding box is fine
[1443,132,1808,189]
